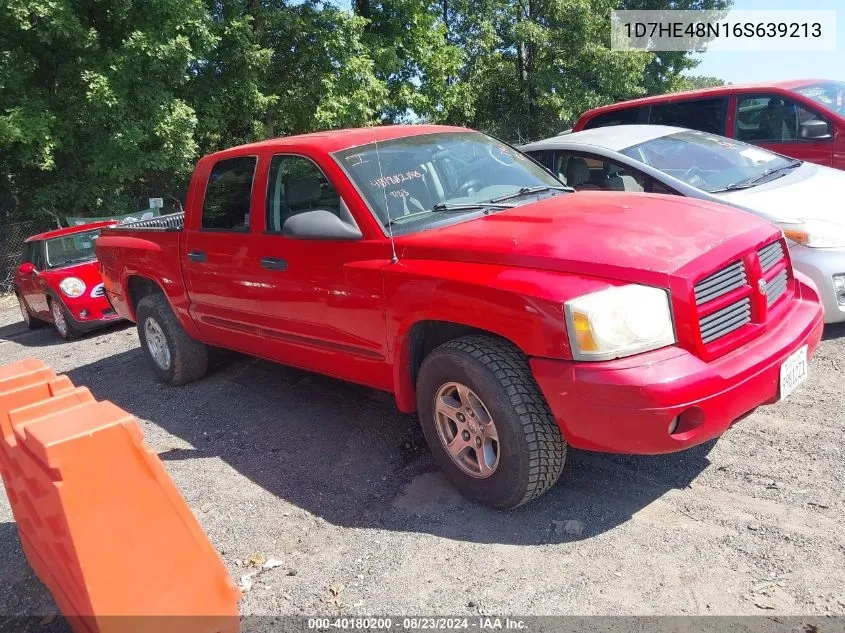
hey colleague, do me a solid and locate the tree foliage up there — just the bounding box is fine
[0,0,729,221]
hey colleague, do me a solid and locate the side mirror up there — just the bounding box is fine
[282,209,362,241]
[18,262,36,275]
[799,119,831,140]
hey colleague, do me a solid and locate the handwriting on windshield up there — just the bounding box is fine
[370,170,423,189]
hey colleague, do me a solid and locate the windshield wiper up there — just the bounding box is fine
[716,161,802,192]
[489,185,572,203]
[384,202,515,228]
[430,202,515,213]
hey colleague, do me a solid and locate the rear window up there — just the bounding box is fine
[583,107,644,130]
[648,98,727,134]
[201,156,257,231]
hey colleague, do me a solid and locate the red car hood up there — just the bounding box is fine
[395,192,777,285]
[40,259,103,291]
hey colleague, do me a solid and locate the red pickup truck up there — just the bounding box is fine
[96,125,824,508]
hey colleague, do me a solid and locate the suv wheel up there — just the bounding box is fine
[416,335,567,509]
[136,293,208,385]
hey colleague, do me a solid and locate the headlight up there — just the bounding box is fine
[565,284,676,361]
[777,220,845,248]
[59,277,86,297]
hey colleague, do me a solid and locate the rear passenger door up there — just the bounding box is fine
[182,154,266,341]
[733,93,834,166]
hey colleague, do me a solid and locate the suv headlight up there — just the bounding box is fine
[778,220,845,248]
[565,284,676,361]
[59,277,86,297]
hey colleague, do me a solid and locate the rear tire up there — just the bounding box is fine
[416,335,567,509]
[136,294,208,385]
[16,293,44,329]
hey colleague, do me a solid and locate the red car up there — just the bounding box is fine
[14,222,122,340]
[573,79,845,170]
[96,125,824,508]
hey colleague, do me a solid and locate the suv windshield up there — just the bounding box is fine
[333,131,565,233]
[45,229,101,268]
[620,130,797,193]
[793,81,845,116]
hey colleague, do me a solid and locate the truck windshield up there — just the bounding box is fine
[793,81,845,116]
[333,131,564,233]
[620,130,797,193]
[45,229,101,268]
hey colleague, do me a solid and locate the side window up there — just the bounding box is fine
[21,242,33,264]
[649,98,727,135]
[30,242,45,270]
[735,94,830,143]
[583,107,644,130]
[266,155,341,233]
[526,150,553,171]
[201,156,257,230]
[562,153,671,194]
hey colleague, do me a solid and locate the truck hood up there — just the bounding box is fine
[717,161,845,224]
[395,192,775,285]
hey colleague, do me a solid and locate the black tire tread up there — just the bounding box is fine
[137,293,208,385]
[16,293,43,329]
[425,335,567,507]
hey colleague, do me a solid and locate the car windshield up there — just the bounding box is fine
[619,130,797,193]
[45,229,101,268]
[333,131,565,234]
[792,81,845,115]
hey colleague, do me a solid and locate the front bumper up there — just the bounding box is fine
[63,295,122,332]
[530,281,825,455]
[789,244,845,323]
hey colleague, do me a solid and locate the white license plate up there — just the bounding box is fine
[779,345,808,401]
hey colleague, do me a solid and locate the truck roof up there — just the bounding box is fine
[574,79,832,127]
[26,220,118,242]
[210,124,470,158]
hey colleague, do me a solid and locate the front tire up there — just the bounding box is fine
[136,294,208,385]
[416,335,567,509]
[49,297,78,340]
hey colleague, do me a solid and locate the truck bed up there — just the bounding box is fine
[109,211,185,231]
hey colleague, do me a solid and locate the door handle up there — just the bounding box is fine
[260,257,288,271]
[187,250,207,263]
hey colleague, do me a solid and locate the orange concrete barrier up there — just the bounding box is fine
[0,359,240,633]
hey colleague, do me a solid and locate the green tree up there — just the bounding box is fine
[616,0,732,95]
[0,0,214,219]
[675,74,726,91]
[435,0,653,141]
[353,0,466,123]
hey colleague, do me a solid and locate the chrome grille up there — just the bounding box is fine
[90,283,105,298]
[758,241,784,273]
[694,261,747,306]
[700,298,752,344]
[766,268,788,307]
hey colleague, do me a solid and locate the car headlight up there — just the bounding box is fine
[59,277,86,298]
[777,220,845,248]
[565,284,676,361]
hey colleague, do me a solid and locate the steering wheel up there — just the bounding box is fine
[487,145,516,166]
[681,166,703,182]
[456,179,484,196]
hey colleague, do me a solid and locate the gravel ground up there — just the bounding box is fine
[1,297,844,620]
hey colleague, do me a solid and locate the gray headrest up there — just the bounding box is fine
[565,158,591,186]
[285,176,321,206]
